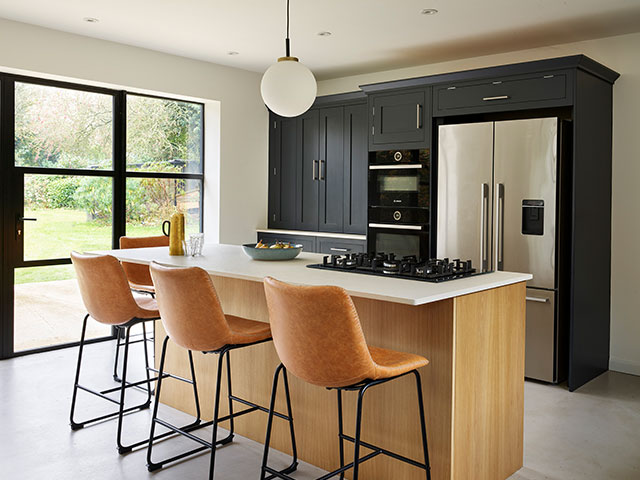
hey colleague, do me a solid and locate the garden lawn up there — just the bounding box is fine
[15,209,161,284]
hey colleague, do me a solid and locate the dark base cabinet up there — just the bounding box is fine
[256,233,316,253]
[317,238,366,255]
[256,233,365,255]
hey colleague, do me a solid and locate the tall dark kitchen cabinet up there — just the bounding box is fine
[360,55,619,391]
[268,92,368,235]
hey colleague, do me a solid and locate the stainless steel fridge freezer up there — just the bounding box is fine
[437,118,562,382]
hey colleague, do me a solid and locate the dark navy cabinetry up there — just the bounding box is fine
[268,92,368,235]
[368,88,430,151]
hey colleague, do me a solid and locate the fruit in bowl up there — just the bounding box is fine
[243,241,303,260]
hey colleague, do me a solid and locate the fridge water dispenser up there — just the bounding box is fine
[522,200,544,235]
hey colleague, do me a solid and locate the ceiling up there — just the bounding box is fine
[1,0,639,80]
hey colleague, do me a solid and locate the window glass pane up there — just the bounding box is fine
[126,178,201,236]
[15,83,113,169]
[23,174,113,260]
[126,95,203,173]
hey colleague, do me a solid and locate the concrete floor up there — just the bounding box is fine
[0,340,639,480]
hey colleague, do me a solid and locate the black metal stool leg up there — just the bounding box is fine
[413,370,431,480]
[116,325,134,453]
[337,389,345,480]
[224,350,235,441]
[69,314,90,430]
[260,363,283,480]
[141,322,153,403]
[147,336,170,472]
[188,350,202,423]
[208,348,230,480]
[281,367,298,474]
[352,384,372,480]
[113,327,122,382]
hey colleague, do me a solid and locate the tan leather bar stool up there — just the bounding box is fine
[119,235,169,295]
[112,235,168,383]
[147,262,298,479]
[262,277,431,480]
[69,252,200,454]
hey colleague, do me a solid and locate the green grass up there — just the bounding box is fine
[15,209,161,284]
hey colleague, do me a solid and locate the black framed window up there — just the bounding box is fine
[0,72,205,358]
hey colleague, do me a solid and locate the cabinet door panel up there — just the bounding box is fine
[296,110,319,230]
[268,115,297,228]
[317,238,366,255]
[319,107,344,232]
[370,89,429,149]
[343,104,368,234]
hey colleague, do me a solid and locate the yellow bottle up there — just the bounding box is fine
[165,213,185,256]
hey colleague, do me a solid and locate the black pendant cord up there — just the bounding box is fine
[285,0,291,57]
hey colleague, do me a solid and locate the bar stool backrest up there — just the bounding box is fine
[71,251,143,325]
[119,235,169,287]
[263,276,377,388]
[149,262,233,352]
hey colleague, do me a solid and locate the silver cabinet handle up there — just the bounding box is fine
[369,164,423,170]
[494,183,504,270]
[312,160,318,180]
[368,223,423,231]
[483,95,510,101]
[480,183,488,272]
[330,247,350,252]
[320,159,325,181]
[526,296,549,303]
[416,104,422,129]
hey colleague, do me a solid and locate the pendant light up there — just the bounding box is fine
[261,0,317,117]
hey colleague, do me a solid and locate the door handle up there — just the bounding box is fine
[526,296,549,303]
[480,183,488,271]
[483,95,510,101]
[416,104,422,129]
[16,216,37,238]
[312,160,318,180]
[320,159,325,181]
[494,183,504,270]
[330,247,350,252]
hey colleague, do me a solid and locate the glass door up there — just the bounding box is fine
[3,78,119,355]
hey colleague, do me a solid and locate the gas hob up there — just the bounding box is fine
[307,253,482,283]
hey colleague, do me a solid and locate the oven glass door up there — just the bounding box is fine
[369,166,428,207]
[368,226,429,259]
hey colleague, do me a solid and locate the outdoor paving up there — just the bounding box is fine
[14,279,111,351]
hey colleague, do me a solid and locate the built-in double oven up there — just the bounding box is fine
[367,150,430,259]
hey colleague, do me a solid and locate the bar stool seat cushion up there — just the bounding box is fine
[129,281,156,294]
[368,346,429,381]
[224,315,272,346]
[133,296,161,320]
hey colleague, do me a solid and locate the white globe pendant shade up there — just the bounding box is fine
[261,58,317,117]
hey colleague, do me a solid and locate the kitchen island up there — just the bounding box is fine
[107,244,531,480]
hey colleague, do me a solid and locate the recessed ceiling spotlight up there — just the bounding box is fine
[227,51,240,56]
[420,8,438,15]
[317,31,332,37]
[83,17,99,23]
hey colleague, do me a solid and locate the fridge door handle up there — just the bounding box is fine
[480,183,489,271]
[494,183,505,270]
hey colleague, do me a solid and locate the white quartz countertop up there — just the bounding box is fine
[101,244,532,306]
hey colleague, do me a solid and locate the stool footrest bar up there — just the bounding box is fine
[339,433,427,470]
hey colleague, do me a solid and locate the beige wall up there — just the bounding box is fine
[0,17,269,246]
[318,32,640,376]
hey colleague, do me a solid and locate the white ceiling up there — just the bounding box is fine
[1,0,639,80]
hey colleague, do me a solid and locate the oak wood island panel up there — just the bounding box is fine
[106,245,529,480]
